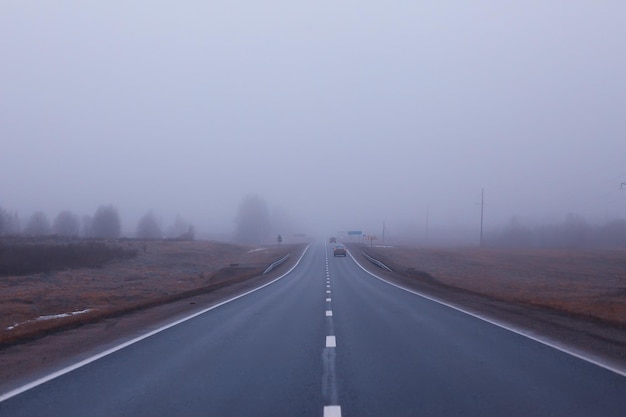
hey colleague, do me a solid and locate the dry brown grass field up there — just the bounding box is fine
[0,239,300,347]
[356,244,626,326]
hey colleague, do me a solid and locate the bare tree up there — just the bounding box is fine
[0,206,6,235]
[5,211,20,235]
[53,210,80,237]
[24,211,51,236]
[234,194,270,245]
[165,214,194,239]
[137,211,162,239]
[179,225,195,240]
[91,205,121,239]
[0,207,19,235]
[82,215,93,237]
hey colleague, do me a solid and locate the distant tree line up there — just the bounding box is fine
[0,205,194,240]
[485,213,626,249]
[0,240,137,277]
[1,193,291,244]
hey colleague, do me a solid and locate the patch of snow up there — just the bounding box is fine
[36,309,92,321]
[5,309,93,331]
[247,248,266,253]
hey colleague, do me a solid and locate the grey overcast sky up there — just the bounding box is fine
[1,1,625,240]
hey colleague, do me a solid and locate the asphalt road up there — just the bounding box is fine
[1,242,625,416]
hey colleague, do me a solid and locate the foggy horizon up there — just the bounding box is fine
[2,2,625,244]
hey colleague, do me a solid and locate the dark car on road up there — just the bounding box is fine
[329,237,336,243]
[333,244,347,257]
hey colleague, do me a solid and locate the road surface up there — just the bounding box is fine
[1,242,625,416]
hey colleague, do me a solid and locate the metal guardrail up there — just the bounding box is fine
[263,254,291,274]
[360,251,393,272]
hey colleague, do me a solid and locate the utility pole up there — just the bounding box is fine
[480,188,485,247]
[426,204,430,244]
[382,221,386,245]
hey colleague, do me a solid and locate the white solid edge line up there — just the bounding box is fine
[324,405,342,417]
[348,251,626,378]
[0,245,312,403]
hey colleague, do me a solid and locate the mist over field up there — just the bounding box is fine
[1,2,625,245]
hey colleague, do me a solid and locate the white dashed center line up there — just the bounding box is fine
[323,245,340,415]
[324,405,342,417]
[326,335,336,348]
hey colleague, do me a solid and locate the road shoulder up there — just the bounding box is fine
[348,246,626,375]
[0,250,304,396]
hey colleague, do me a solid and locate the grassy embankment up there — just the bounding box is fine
[0,238,298,347]
[358,245,626,326]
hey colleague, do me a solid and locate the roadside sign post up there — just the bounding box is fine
[365,235,377,247]
[347,230,362,242]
